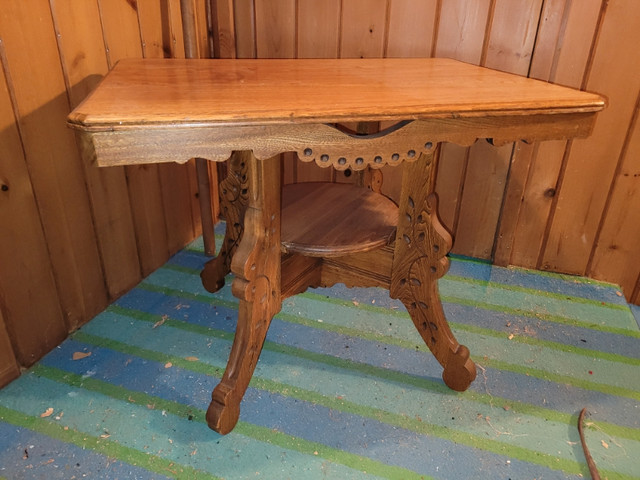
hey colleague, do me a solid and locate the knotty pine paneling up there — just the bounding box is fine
[0,0,203,384]
[209,0,640,304]
[541,0,640,276]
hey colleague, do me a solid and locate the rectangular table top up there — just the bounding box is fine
[68,58,605,130]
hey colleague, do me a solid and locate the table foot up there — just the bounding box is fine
[442,344,476,392]
[391,150,477,391]
[206,273,273,434]
[206,154,281,434]
[201,152,250,293]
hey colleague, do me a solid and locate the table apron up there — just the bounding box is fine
[76,112,598,170]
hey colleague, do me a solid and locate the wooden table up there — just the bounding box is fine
[68,58,604,435]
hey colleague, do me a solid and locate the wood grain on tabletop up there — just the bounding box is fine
[68,58,605,129]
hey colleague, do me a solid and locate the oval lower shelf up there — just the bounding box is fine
[281,182,398,257]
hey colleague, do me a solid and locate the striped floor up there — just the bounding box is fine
[1,226,639,479]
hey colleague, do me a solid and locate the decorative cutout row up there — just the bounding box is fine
[296,139,435,171]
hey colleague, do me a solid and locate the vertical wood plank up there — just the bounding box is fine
[541,0,640,274]
[453,0,543,258]
[386,0,438,57]
[0,302,20,388]
[0,40,67,365]
[211,0,237,58]
[233,0,256,58]
[528,0,570,81]
[99,0,174,277]
[295,0,341,183]
[482,0,542,74]
[254,0,297,182]
[336,0,388,186]
[0,1,107,331]
[195,0,212,58]
[51,0,142,298]
[138,0,201,255]
[434,0,491,64]
[168,0,187,58]
[493,0,570,265]
[499,1,602,268]
[340,0,388,59]
[588,94,640,296]
[254,0,296,58]
[432,0,491,233]
[297,0,340,59]
[379,0,440,201]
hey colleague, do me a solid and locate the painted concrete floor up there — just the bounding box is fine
[1,231,639,479]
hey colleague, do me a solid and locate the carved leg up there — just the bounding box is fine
[390,147,476,391]
[200,151,250,293]
[206,153,282,434]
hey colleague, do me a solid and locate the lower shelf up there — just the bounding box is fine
[281,182,398,257]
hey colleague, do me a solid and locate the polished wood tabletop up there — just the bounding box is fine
[68,58,605,130]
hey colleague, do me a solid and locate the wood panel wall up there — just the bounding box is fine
[0,0,211,385]
[1,0,639,387]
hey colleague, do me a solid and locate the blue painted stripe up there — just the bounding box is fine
[0,373,388,480]
[0,421,171,480]
[447,255,628,306]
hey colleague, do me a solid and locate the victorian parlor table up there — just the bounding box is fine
[68,58,605,435]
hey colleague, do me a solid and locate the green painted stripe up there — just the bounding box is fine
[136,282,640,399]
[297,287,640,339]
[442,294,639,337]
[106,304,640,442]
[159,263,640,337]
[444,273,629,312]
[298,290,640,364]
[448,254,621,289]
[32,365,430,480]
[60,333,633,479]
[0,404,221,480]
[477,357,640,402]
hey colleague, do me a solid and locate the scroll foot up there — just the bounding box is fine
[442,345,476,392]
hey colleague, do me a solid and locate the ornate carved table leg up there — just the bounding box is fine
[200,151,250,293]
[206,153,282,434]
[390,146,477,391]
